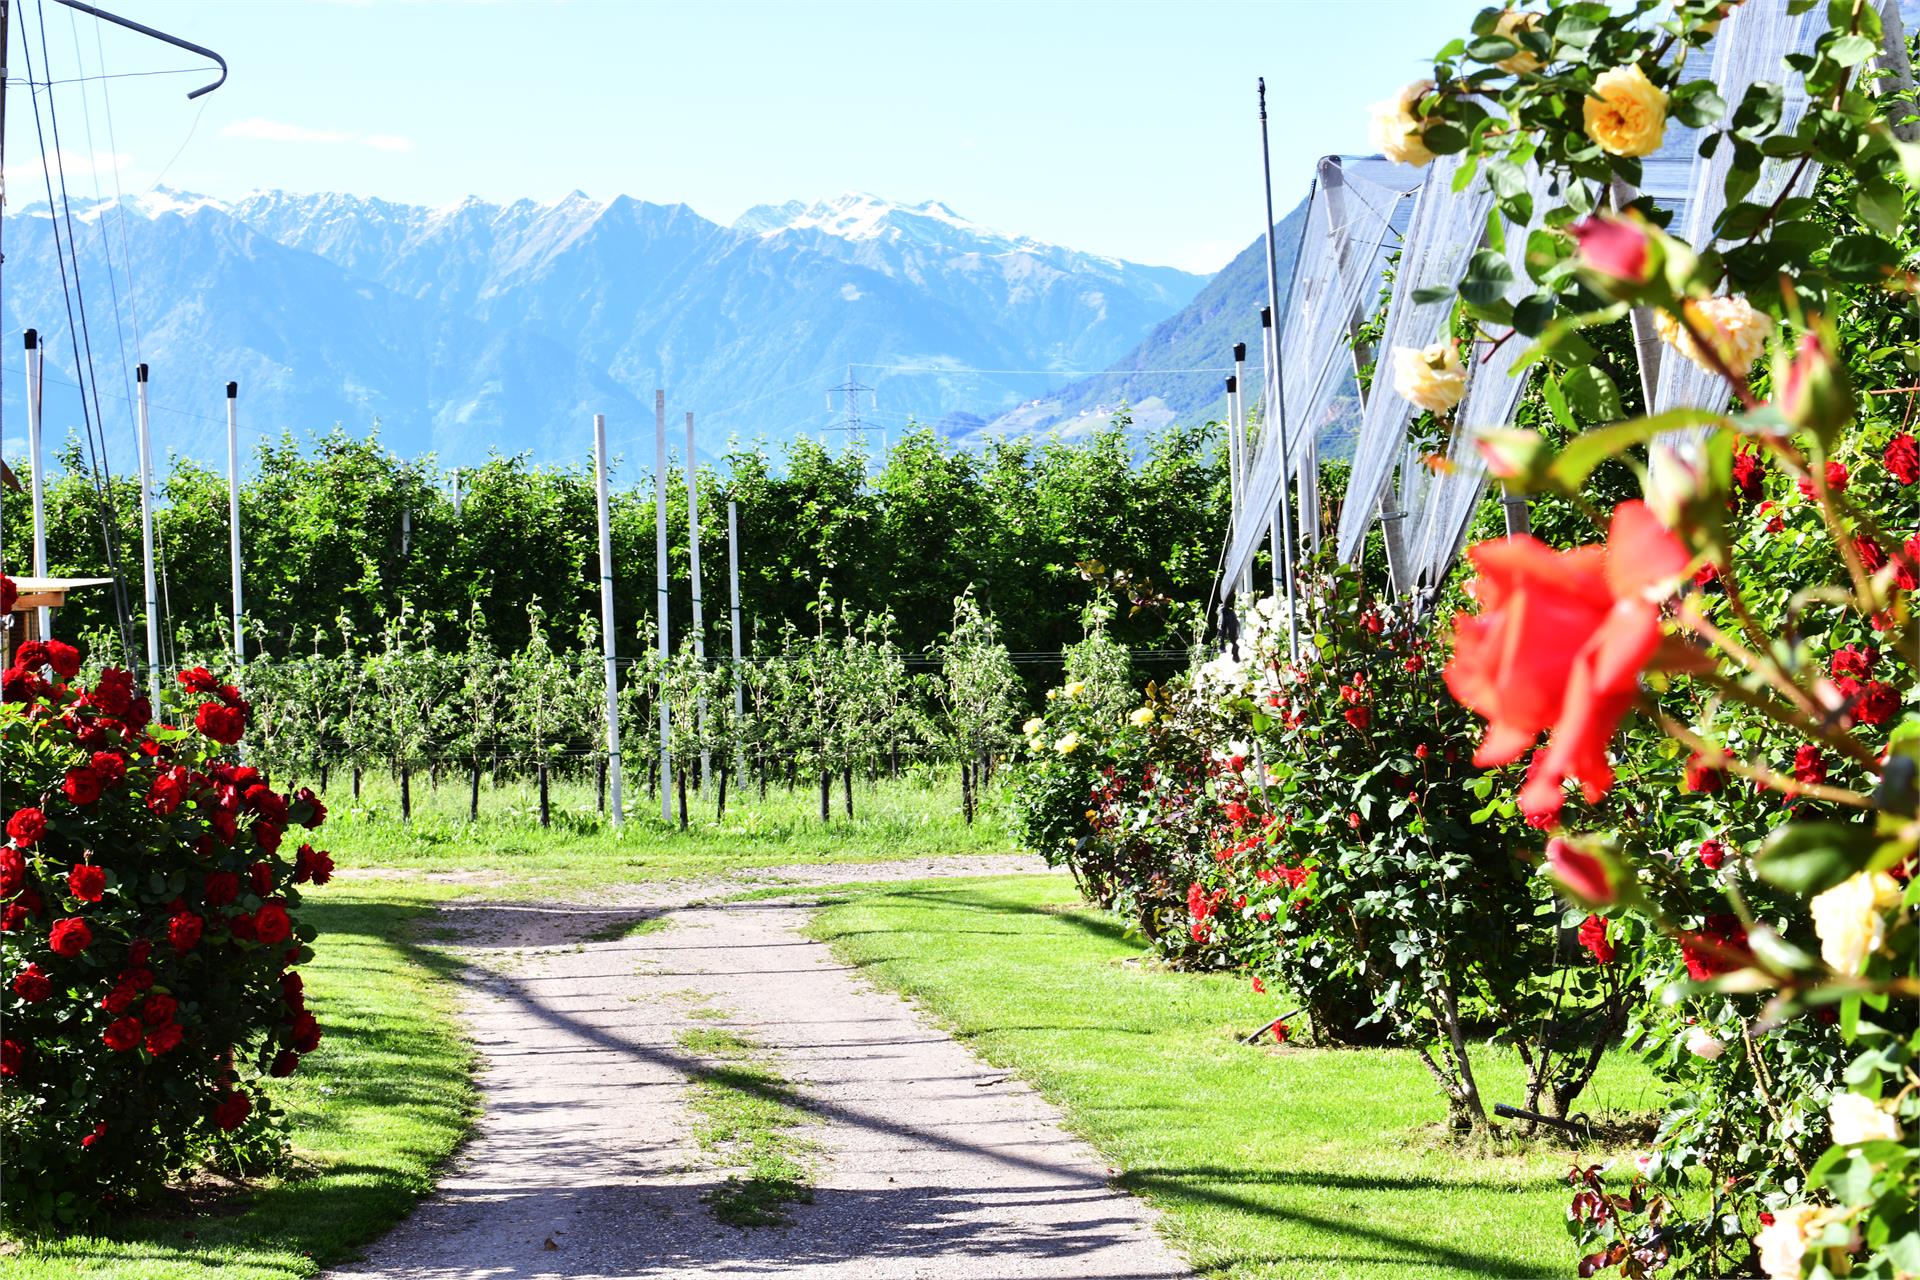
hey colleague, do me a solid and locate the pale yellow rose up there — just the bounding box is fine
[1493,10,1543,74]
[1367,79,1435,168]
[1054,732,1080,755]
[1583,63,1668,157]
[1756,1203,1820,1280]
[1653,296,1772,379]
[1810,870,1902,974]
[1684,1026,1725,1060]
[1129,706,1155,728]
[1392,340,1468,416]
[1064,680,1086,700]
[1828,1090,1903,1146]
[1022,716,1045,737]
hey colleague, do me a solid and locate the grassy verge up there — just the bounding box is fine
[0,892,475,1280]
[676,1022,815,1227]
[326,770,1011,892]
[805,874,1663,1280]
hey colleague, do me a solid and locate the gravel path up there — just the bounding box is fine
[326,854,1191,1280]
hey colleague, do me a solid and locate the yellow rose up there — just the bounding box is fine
[1022,717,1045,737]
[1828,1090,1903,1146]
[1583,63,1667,157]
[1756,1204,1821,1280]
[1810,870,1901,974]
[1064,680,1086,700]
[1653,296,1772,379]
[1493,10,1542,74]
[1129,706,1155,727]
[1367,79,1435,168]
[1054,732,1080,755]
[1392,340,1468,416]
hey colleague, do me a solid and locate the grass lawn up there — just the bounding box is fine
[806,873,1664,1280]
[326,769,1012,892]
[0,892,474,1280]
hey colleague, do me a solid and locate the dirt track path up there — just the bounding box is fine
[326,854,1191,1280]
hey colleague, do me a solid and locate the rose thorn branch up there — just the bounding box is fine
[1645,701,1873,808]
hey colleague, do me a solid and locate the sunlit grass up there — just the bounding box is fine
[675,1021,816,1227]
[805,873,1665,1280]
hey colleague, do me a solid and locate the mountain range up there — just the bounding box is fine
[1,187,1220,471]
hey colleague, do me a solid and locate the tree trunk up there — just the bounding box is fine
[961,763,974,825]
[469,765,481,822]
[819,771,831,823]
[319,763,331,794]
[597,758,607,814]
[890,742,900,778]
[787,759,797,791]
[352,767,362,801]
[717,766,728,819]
[401,766,412,823]
[842,766,853,819]
[677,767,689,830]
[538,762,551,828]
[648,757,658,799]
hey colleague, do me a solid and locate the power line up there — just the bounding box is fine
[853,361,1234,376]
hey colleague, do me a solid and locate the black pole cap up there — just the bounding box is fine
[1226,375,1237,394]
[1260,306,1272,327]
[226,381,238,399]
[137,363,149,383]
[1233,341,1246,361]
[23,329,37,349]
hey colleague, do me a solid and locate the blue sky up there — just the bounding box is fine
[15,0,1484,273]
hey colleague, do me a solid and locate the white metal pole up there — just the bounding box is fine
[135,364,162,708]
[654,389,672,822]
[1224,375,1240,529]
[685,411,709,791]
[1231,342,1250,598]
[593,413,624,829]
[727,499,744,742]
[1260,306,1282,603]
[1258,79,1301,660]
[452,469,462,517]
[26,330,49,637]
[225,381,245,665]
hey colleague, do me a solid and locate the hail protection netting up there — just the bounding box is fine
[1222,156,1418,589]
[1403,163,1561,598]
[1334,154,1495,565]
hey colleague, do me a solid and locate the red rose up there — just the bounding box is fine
[102,1016,142,1052]
[1797,461,1849,499]
[1855,681,1900,727]
[1897,537,1920,592]
[141,992,178,1026]
[147,769,186,815]
[0,903,29,932]
[253,821,282,856]
[176,666,219,695]
[1698,840,1727,871]
[144,1022,184,1056]
[0,576,15,615]
[1793,745,1827,787]
[80,1121,108,1150]
[249,862,274,896]
[203,871,239,908]
[49,916,93,957]
[208,810,237,846]
[62,767,105,807]
[291,1011,322,1053]
[0,847,24,897]
[270,1049,300,1078]
[1445,502,1690,824]
[301,846,334,886]
[0,1038,22,1076]
[42,639,81,680]
[1678,914,1751,980]
[67,863,107,903]
[168,912,203,954]
[254,901,292,946]
[128,938,152,966]
[100,981,137,1015]
[244,784,289,826]
[89,752,127,786]
[11,963,53,1002]
[230,913,258,942]
[195,702,246,745]
[1830,645,1875,680]
[1577,914,1615,964]
[6,807,47,846]
[84,667,135,717]
[1729,449,1763,502]
[293,788,327,829]
[1546,837,1616,905]
[1857,537,1887,573]
[1885,432,1919,485]
[1682,753,1724,794]
[1343,705,1372,731]
[211,1091,252,1131]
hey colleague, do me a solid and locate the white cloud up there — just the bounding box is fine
[840,283,863,302]
[221,117,413,153]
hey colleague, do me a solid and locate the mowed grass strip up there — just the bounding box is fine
[676,1024,816,1227]
[805,873,1662,1280]
[329,772,1011,892]
[1,893,475,1280]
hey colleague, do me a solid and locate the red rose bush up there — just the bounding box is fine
[1,615,335,1229]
